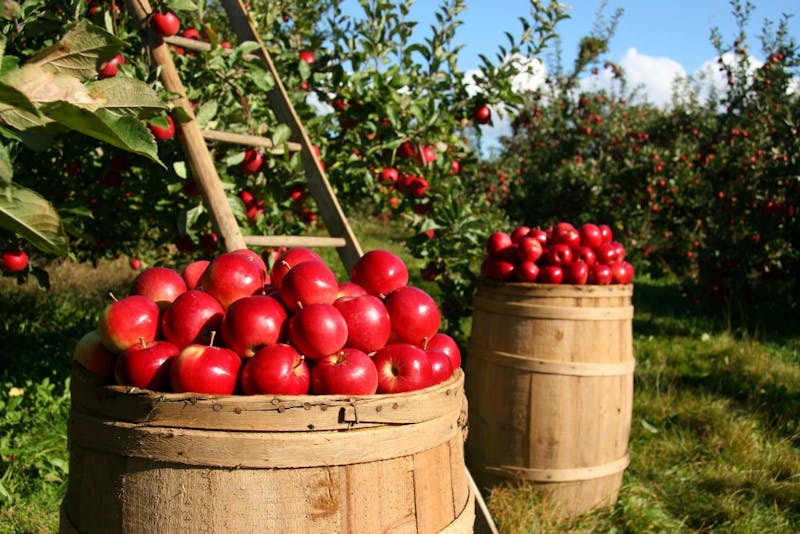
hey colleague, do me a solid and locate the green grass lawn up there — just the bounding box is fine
[0,234,798,533]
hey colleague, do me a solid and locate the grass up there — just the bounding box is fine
[0,226,798,533]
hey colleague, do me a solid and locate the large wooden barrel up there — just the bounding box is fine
[61,366,473,534]
[465,280,634,516]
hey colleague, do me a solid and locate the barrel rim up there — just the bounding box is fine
[71,364,467,431]
[477,277,634,297]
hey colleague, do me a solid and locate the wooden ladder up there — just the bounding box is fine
[124,0,363,272]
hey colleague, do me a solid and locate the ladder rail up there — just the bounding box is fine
[219,0,363,271]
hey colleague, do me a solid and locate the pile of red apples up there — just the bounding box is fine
[73,248,460,396]
[481,221,635,285]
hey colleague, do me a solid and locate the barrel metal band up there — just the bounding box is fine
[468,346,635,376]
[482,454,630,483]
[474,296,634,321]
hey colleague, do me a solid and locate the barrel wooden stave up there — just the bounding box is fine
[466,281,634,516]
[62,369,473,534]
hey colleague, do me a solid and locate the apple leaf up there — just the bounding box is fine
[41,102,163,166]
[169,0,198,11]
[271,124,292,147]
[26,20,123,82]
[195,100,218,127]
[0,184,68,255]
[0,142,11,184]
[85,78,168,117]
[1,2,21,20]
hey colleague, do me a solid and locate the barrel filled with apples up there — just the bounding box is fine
[61,248,474,533]
[465,221,635,517]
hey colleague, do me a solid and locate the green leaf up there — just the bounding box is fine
[0,142,11,184]
[26,20,123,81]
[85,78,168,117]
[195,100,218,127]
[0,184,68,255]
[1,2,21,20]
[41,102,163,166]
[271,124,292,147]
[169,0,198,11]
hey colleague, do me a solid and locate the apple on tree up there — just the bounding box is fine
[150,10,181,37]
[1,248,28,272]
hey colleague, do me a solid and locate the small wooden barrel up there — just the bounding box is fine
[465,280,634,516]
[61,366,473,534]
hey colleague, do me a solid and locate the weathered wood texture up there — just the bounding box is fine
[61,369,473,533]
[465,281,634,517]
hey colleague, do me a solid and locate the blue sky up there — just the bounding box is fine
[409,0,798,73]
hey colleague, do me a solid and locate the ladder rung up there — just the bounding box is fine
[201,129,302,152]
[164,35,213,52]
[242,235,347,248]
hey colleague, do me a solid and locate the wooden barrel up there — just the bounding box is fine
[465,280,634,517]
[61,366,473,534]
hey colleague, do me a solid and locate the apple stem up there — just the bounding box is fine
[421,337,429,350]
[296,301,303,310]
[139,336,147,349]
[209,330,217,346]
[281,260,291,270]
[108,292,119,302]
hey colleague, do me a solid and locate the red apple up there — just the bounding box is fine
[598,224,613,244]
[574,246,597,267]
[1,248,28,272]
[610,241,627,262]
[423,332,461,370]
[270,247,323,290]
[221,295,288,358]
[150,10,181,37]
[486,231,513,258]
[147,115,175,141]
[514,260,540,283]
[334,294,391,353]
[510,225,531,243]
[98,53,124,79]
[350,249,409,298]
[529,228,548,246]
[545,243,573,266]
[553,222,580,249]
[384,286,441,345]
[579,223,603,249]
[115,338,179,391]
[539,265,564,284]
[181,260,210,290]
[480,257,515,281]
[516,236,543,263]
[379,167,399,183]
[240,343,310,395]
[596,242,620,265]
[373,343,433,393]
[129,266,187,310]
[427,349,453,385]
[310,348,379,395]
[287,303,348,359]
[299,50,315,64]
[231,247,268,280]
[473,104,492,125]
[337,281,368,298]
[240,149,263,175]
[72,330,116,383]
[97,295,160,353]
[589,263,613,285]
[201,251,266,309]
[279,260,339,313]
[566,260,589,285]
[170,340,242,395]
[160,289,224,349]
[611,261,635,284]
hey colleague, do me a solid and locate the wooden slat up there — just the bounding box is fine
[124,0,246,252]
[201,129,302,152]
[219,0,363,271]
[242,235,346,249]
